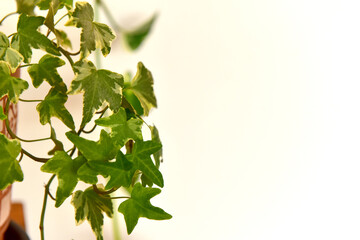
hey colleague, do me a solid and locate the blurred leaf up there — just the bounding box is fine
[16,0,37,15]
[123,14,157,51]
[37,0,73,10]
[126,62,157,116]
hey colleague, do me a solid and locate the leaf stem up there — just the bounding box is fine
[4,99,51,142]
[19,98,42,103]
[92,184,118,195]
[0,12,17,25]
[54,13,69,28]
[18,64,34,68]
[21,149,49,163]
[96,0,123,32]
[39,174,56,240]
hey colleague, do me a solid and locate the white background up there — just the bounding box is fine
[2,0,360,239]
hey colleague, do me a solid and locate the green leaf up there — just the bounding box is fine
[37,0,73,10]
[11,14,61,63]
[118,183,171,234]
[127,62,157,116]
[28,54,66,92]
[0,133,23,190]
[123,14,157,51]
[77,160,98,184]
[89,151,134,190]
[16,0,37,15]
[36,88,75,129]
[72,187,113,240]
[0,32,23,73]
[65,2,115,58]
[41,151,84,207]
[68,60,123,128]
[150,125,163,168]
[0,61,28,103]
[95,108,143,146]
[127,140,164,188]
[66,130,118,161]
[0,106,6,120]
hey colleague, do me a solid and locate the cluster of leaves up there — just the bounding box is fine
[0,0,170,239]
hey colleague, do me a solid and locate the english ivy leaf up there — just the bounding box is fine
[16,0,37,15]
[95,108,143,147]
[0,32,24,73]
[123,14,157,51]
[36,88,75,129]
[11,14,60,63]
[68,60,123,128]
[150,125,163,168]
[127,62,157,116]
[118,183,171,234]
[0,106,6,120]
[0,133,23,190]
[65,2,115,58]
[77,160,99,184]
[89,151,134,190]
[72,187,113,240]
[28,54,66,92]
[42,0,72,48]
[37,0,73,10]
[0,61,28,103]
[55,29,72,49]
[66,130,118,161]
[41,151,84,207]
[127,140,164,188]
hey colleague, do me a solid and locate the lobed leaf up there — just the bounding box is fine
[65,2,115,58]
[0,61,28,103]
[68,60,123,128]
[72,187,113,240]
[127,140,164,188]
[118,183,172,234]
[0,32,23,73]
[36,88,75,129]
[16,0,37,15]
[0,134,23,190]
[66,130,118,161]
[41,151,84,207]
[28,54,66,92]
[89,151,134,190]
[11,14,61,63]
[95,107,143,147]
[126,62,157,116]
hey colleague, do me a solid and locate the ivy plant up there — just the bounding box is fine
[0,1,171,239]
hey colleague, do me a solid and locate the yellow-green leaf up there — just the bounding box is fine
[0,61,28,103]
[0,133,23,190]
[65,2,115,58]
